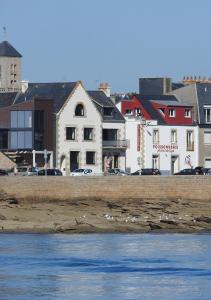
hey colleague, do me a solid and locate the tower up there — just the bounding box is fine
[0,40,22,92]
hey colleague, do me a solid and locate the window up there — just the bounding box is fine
[11,111,32,128]
[66,127,76,140]
[135,108,141,116]
[103,129,118,141]
[103,107,113,116]
[125,109,132,115]
[186,130,194,151]
[75,104,84,116]
[152,155,159,169]
[86,151,95,164]
[204,106,211,123]
[84,128,93,140]
[185,109,191,118]
[169,109,175,117]
[153,129,159,144]
[10,131,32,149]
[204,131,211,144]
[171,129,177,143]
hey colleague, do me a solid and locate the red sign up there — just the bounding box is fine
[153,144,178,152]
[137,124,140,151]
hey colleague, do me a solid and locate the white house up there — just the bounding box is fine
[125,116,199,174]
[56,82,127,175]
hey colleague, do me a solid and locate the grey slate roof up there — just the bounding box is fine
[88,90,125,122]
[0,92,18,108]
[196,83,211,125]
[0,41,22,57]
[150,100,191,107]
[14,82,77,113]
[139,94,178,101]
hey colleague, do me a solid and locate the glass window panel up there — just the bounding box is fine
[66,127,75,140]
[17,131,24,148]
[24,111,32,128]
[86,151,95,164]
[17,111,25,128]
[10,131,18,149]
[25,131,32,148]
[11,111,18,128]
[84,128,93,140]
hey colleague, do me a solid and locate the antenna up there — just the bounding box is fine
[3,26,7,40]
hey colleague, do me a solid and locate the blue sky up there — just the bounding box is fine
[1,0,211,92]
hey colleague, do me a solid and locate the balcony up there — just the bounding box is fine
[102,139,129,148]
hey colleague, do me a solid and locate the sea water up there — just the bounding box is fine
[0,233,211,300]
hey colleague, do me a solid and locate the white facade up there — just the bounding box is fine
[56,82,126,175]
[126,116,199,174]
[57,82,102,175]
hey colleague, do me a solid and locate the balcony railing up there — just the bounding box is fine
[102,139,129,148]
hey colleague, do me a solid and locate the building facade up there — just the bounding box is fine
[119,94,198,174]
[0,41,22,92]
[172,82,211,168]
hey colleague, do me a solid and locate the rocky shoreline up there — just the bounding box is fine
[1,190,211,233]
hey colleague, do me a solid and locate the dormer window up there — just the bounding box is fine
[204,106,211,123]
[75,104,84,116]
[125,109,132,115]
[185,109,191,118]
[135,108,141,116]
[103,107,113,116]
[169,108,175,117]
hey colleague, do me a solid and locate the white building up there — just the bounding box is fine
[56,82,127,175]
[125,116,199,174]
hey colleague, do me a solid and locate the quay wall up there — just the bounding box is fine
[1,176,211,201]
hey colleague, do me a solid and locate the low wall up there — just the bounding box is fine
[1,176,211,201]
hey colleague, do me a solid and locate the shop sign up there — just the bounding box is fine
[137,124,140,151]
[153,144,178,152]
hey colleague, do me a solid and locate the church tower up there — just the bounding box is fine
[0,41,22,92]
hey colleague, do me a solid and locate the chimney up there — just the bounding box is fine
[98,82,111,97]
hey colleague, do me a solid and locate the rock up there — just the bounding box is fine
[0,213,7,220]
[195,216,211,223]
[7,198,18,205]
[107,202,121,209]
[160,220,177,225]
[148,223,162,230]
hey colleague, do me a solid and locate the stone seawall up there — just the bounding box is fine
[0,176,211,233]
[1,176,211,201]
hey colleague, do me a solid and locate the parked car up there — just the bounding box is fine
[0,169,8,176]
[14,166,28,176]
[174,168,203,175]
[37,168,63,176]
[70,168,94,176]
[194,166,205,175]
[27,167,39,176]
[131,168,161,175]
[107,168,129,176]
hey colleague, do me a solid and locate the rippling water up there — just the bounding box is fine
[0,233,211,300]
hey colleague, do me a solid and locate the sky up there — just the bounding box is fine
[1,0,211,93]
